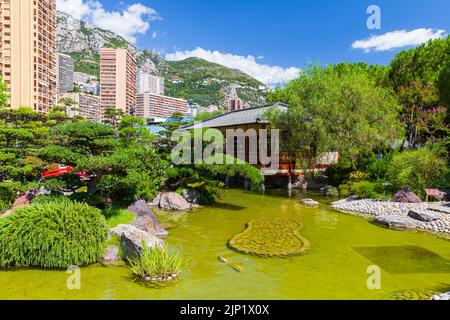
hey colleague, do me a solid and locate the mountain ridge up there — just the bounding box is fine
[56,11,267,108]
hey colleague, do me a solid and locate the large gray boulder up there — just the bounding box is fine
[393,187,422,203]
[127,200,168,238]
[108,224,164,260]
[159,192,190,211]
[331,196,358,206]
[128,199,155,217]
[183,189,201,205]
[102,245,121,263]
[320,185,339,197]
[301,198,319,206]
[375,215,418,230]
[148,193,161,207]
[408,209,441,222]
[131,215,168,238]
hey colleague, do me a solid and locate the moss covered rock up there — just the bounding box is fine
[228,219,310,257]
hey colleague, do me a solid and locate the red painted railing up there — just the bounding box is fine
[43,166,88,179]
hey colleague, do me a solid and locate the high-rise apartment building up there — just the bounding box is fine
[224,86,246,112]
[59,92,101,122]
[136,93,188,119]
[73,71,96,85]
[79,83,99,96]
[56,53,74,93]
[189,104,219,117]
[231,97,244,111]
[0,0,57,112]
[99,48,136,118]
[137,69,164,95]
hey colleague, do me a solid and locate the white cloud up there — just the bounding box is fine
[166,47,300,86]
[352,28,446,53]
[56,0,90,19]
[57,0,159,43]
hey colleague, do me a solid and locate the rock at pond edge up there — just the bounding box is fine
[159,192,190,211]
[102,244,122,264]
[127,200,168,238]
[183,189,201,205]
[374,215,418,230]
[301,198,319,206]
[321,185,339,197]
[108,224,164,260]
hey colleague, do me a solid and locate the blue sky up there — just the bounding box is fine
[57,0,450,85]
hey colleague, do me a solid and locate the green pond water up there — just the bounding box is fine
[0,189,449,300]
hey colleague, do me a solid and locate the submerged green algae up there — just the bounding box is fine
[385,289,439,300]
[228,219,310,257]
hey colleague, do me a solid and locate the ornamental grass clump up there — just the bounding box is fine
[128,243,183,282]
[0,199,107,268]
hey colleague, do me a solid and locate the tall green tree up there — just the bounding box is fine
[267,64,403,167]
[103,107,124,129]
[156,112,186,157]
[0,107,48,182]
[265,105,325,184]
[437,61,450,108]
[37,120,118,191]
[118,115,154,147]
[38,120,166,205]
[193,110,224,122]
[389,36,450,147]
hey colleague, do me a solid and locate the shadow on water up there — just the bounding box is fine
[244,188,340,205]
[210,202,246,211]
[353,245,450,274]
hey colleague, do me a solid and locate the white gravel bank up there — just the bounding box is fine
[331,199,450,235]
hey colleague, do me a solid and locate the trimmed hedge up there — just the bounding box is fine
[0,200,107,268]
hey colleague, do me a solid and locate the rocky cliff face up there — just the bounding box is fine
[57,11,164,75]
[57,11,137,54]
[56,11,266,107]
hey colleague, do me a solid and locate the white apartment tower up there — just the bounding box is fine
[137,69,164,95]
[56,53,74,93]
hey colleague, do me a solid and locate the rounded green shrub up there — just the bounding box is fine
[386,147,449,198]
[0,200,107,268]
[32,194,66,205]
[338,183,352,198]
[0,182,21,210]
[0,200,8,213]
[351,181,384,199]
